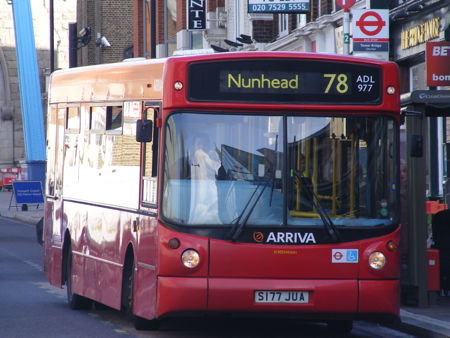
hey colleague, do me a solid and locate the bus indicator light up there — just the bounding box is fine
[168,238,180,249]
[386,241,398,252]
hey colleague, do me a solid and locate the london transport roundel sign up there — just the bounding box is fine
[336,0,356,9]
[356,11,386,36]
[352,9,389,53]
[352,9,389,40]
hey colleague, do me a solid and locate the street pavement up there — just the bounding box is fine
[0,189,449,337]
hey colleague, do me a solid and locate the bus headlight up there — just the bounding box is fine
[181,249,200,268]
[368,252,386,270]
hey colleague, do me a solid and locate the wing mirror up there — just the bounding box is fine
[136,119,153,143]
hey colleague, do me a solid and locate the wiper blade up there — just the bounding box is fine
[228,181,268,242]
[294,171,340,242]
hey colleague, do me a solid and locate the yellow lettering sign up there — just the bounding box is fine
[401,17,441,50]
[227,73,299,90]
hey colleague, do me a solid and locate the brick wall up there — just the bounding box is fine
[132,0,143,57]
[102,0,133,63]
[77,0,133,65]
[253,20,277,43]
[156,0,165,45]
[208,0,225,13]
[176,0,186,32]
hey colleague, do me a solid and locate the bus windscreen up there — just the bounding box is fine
[188,59,381,105]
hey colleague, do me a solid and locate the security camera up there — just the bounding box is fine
[96,36,111,48]
[79,27,90,37]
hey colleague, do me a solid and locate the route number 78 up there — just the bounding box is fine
[323,73,349,94]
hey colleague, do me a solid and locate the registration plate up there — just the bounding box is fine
[255,290,309,304]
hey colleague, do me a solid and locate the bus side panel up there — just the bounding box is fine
[95,209,125,310]
[133,216,159,319]
[62,203,128,310]
[43,200,63,287]
[134,266,158,319]
[43,201,55,283]
[85,206,131,310]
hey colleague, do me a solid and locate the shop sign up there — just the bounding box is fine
[187,0,206,30]
[401,17,440,50]
[426,41,450,87]
[411,90,450,103]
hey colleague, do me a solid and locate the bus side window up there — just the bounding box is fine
[46,106,58,196]
[65,106,80,133]
[89,106,106,132]
[106,106,123,132]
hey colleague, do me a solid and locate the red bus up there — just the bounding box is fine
[43,52,401,333]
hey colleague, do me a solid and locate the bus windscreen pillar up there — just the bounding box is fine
[11,0,46,187]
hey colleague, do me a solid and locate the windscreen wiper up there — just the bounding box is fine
[294,171,340,242]
[228,181,268,242]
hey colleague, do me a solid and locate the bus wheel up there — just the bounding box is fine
[66,246,92,310]
[134,316,159,331]
[327,320,353,334]
[122,255,159,330]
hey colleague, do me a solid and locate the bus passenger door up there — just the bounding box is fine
[140,106,158,208]
[134,104,159,319]
[43,106,66,287]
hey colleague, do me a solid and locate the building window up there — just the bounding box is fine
[279,14,289,37]
[409,63,426,91]
[297,14,307,28]
[165,0,177,56]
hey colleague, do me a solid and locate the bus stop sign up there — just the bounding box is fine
[356,11,386,36]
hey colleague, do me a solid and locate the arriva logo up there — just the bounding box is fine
[266,232,316,244]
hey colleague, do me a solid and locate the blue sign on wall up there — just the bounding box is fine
[248,0,310,13]
[12,181,44,204]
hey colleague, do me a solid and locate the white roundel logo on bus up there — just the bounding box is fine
[253,232,264,243]
[333,251,343,260]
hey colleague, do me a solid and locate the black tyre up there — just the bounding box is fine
[36,217,43,246]
[66,246,92,310]
[121,254,159,330]
[327,320,353,334]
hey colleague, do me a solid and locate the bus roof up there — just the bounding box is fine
[49,52,398,108]
[49,58,166,104]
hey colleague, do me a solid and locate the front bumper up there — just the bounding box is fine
[156,277,399,320]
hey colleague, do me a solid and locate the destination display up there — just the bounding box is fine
[188,59,382,105]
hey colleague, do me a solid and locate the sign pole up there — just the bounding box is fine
[336,0,356,55]
[343,8,350,55]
